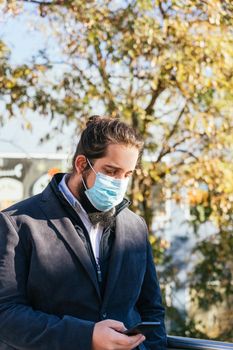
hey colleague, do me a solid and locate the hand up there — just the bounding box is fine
[92,319,145,350]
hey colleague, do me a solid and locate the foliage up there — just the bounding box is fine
[1,0,233,340]
[0,40,36,127]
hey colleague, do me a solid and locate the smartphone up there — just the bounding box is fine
[124,321,161,336]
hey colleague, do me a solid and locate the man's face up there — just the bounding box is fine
[85,144,139,189]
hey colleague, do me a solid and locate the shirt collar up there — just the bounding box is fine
[58,174,87,215]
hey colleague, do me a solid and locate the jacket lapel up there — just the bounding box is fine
[102,209,128,307]
[39,184,102,301]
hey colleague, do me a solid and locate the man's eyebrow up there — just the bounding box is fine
[104,164,134,173]
[104,164,121,169]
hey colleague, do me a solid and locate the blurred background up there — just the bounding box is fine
[0,0,232,341]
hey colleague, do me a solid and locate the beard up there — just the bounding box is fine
[77,174,99,213]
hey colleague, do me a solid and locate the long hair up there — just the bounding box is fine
[71,115,144,173]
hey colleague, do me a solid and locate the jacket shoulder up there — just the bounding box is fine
[121,207,145,222]
[1,180,54,217]
[1,193,42,217]
[119,207,148,232]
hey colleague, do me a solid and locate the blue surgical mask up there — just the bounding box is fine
[82,159,129,212]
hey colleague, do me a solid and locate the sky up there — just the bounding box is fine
[0,2,77,157]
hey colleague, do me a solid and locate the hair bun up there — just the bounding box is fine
[86,115,101,127]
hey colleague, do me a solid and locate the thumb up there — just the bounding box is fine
[106,319,127,332]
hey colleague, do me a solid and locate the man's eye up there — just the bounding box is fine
[106,169,115,175]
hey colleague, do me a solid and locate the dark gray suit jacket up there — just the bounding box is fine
[0,180,166,350]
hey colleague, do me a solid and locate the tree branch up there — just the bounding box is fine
[174,148,199,161]
[93,38,117,115]
[145,80,163,116]
[18,0,56,5]
[166,105,186,141]
[158,0,166,17]
[155,106,186,162]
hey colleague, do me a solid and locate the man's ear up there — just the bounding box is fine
[74,155,88,175]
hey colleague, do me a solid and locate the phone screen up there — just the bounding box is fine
[124,321,161,336]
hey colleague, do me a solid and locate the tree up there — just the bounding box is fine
[0,39,37,128]
[1,0,233,340]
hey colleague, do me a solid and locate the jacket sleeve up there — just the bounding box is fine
[0,212,95,350]
[136,219,167,350]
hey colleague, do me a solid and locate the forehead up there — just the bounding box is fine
[96,144,139,170]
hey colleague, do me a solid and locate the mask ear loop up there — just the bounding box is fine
[81,158,96,190]
[81,177,88,190]
[86,158,97,175]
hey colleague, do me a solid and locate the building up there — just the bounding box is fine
[0,153,69,210]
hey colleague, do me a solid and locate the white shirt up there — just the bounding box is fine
[58,174,103,263]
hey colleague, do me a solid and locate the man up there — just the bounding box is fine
[0,116,167,350]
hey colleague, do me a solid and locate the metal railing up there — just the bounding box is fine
[167,335,233,350]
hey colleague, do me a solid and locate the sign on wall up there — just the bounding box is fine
[0,177,23,210]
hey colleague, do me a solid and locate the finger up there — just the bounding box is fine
[128,333,145,344]
[120,334,145,350]
[108,320,126,332]
[115,332,145,347]
[132,334,146,348]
